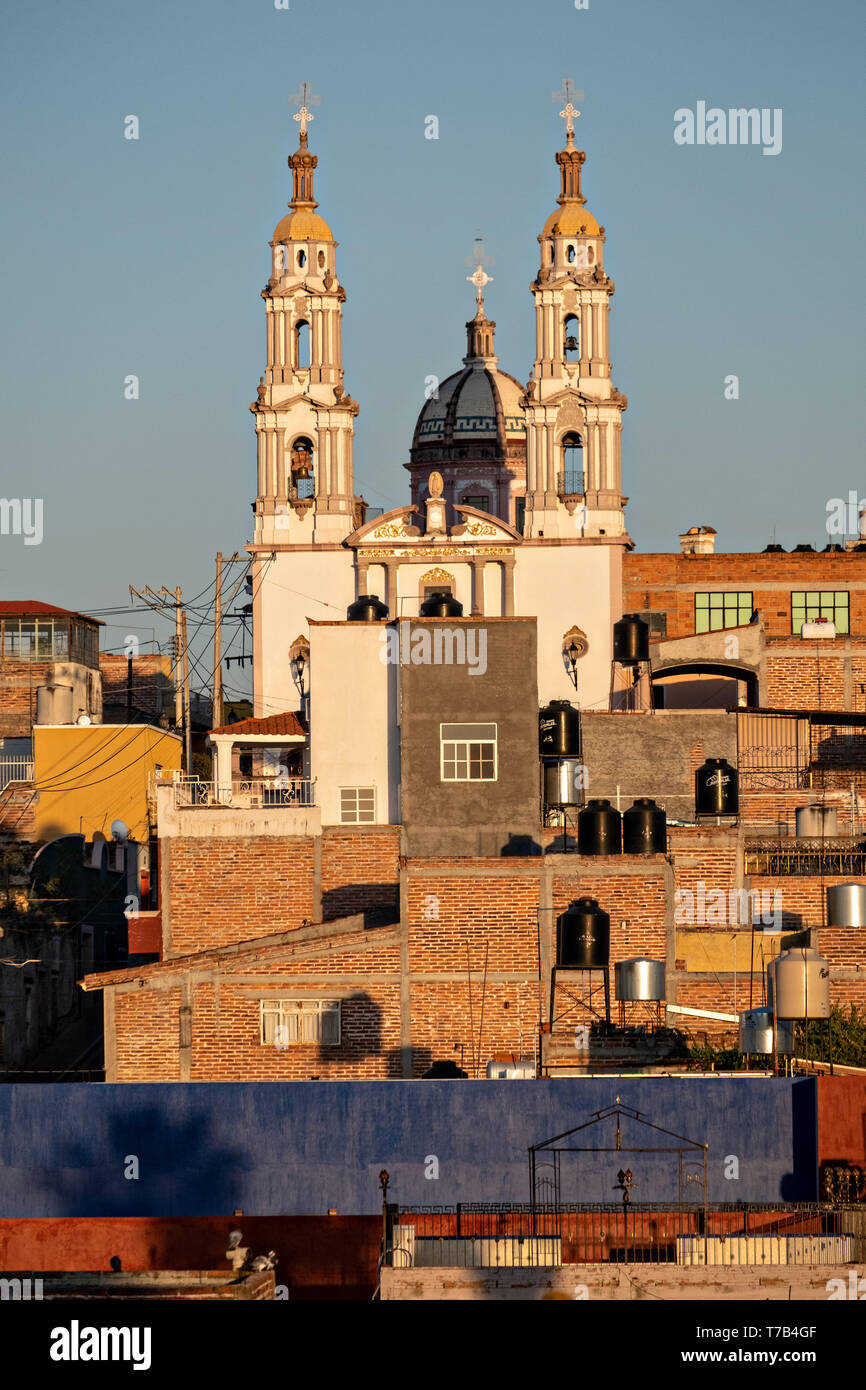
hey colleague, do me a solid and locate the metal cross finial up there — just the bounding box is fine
[467,263,493,308]
[553,79,584,138]
[290,82,320,137]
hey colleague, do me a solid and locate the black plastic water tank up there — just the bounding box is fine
[556,898,611,968]
[577,799,623,856]
[622,798,667,855]
[346,594,389,621]
[695,758,739,815]
[539,700,582,757]
[613,614,650,665]
[419,590,464,618]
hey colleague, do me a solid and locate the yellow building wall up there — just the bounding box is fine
[34,725,182,842]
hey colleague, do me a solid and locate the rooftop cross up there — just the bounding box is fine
[290,82,320,138]
[553,79,584,142]
[467,263,493,310]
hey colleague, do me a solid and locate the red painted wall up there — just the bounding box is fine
[0,1216,380,1301]
[816,1075,866,1168]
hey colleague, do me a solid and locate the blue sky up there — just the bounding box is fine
[1,0,863,691]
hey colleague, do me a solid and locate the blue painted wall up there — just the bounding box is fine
[0,1077,817,1216]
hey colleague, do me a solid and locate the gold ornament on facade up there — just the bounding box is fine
[420,567,455,587]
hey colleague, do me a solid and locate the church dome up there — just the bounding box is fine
[412,366,526,450]
[273,209,334,242]
[542,204,600,237]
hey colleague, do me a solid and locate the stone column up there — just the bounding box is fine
[471,557,485,616]
[503,556,516,616]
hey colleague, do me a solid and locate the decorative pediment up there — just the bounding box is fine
[451,506,522,544]
[346,506,422,547]
[420,567,456,587]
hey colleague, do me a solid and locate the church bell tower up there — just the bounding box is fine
[251,91,360,545]
[523,87,627,541]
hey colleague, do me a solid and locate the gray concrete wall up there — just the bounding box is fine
[382,1262,856,1301]
[400,618,540,856]
[581,710,738,822]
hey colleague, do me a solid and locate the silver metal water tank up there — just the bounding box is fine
[35,682,74,725]
[795,804,839,838]
[485,1058,536,1079]
[774,948,831,1018]
[826,883,866,928]
[614,958,666,1002]
[739,1008,795,1054]
[542,758,584,808]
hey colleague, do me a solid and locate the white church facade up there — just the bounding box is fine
[246,95,632,821]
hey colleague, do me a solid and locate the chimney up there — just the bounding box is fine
[679,525,717,556]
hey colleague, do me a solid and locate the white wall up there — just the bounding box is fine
[308,622,399,825]
[515,543,623,710]
[255,549,356,717]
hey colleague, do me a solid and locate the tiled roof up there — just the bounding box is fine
[0,600,103,624]
[210,711,306,737]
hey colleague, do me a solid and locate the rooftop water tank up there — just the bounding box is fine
[614,958,665,1002]
[739,1008,795,1055]
[419,591,463,618]
[577,799,622,856]
[556,898,610,969]
[827,883,866,928]
[542,758,584,808]
[622,799,667,855]
[795,805,838,838]
[695,758,738,816]
[346,594,389,621]
[773,948,831,1019]
[538,700,581,757]
[35,682,74,726]
[613,614,650,666]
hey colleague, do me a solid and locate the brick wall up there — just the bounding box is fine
[624,552,866,642]
[165,837,316,956]
[321,827,399,920]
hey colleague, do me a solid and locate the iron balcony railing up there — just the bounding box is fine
[744,836,866,876]
[556,470,585,498]
[389,1202,864,1268]
[173,777,316,809]
[0,757,34,791]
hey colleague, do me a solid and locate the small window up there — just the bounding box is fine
[318,250,325,268]
[340,787,376,823]
[564,314,579,361]
[440,722,497,782]
[261,998,341,1046]
[695,592,753,634]
[567,245,575,263]
[461,494,489,512]
[791,591,849,635]
[515,498,526,534]
[297,250,306,268]
[295,320,310,370]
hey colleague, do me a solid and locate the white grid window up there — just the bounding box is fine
[340,786,376,823]
[440,722,497,781]
[260,999,341,1046]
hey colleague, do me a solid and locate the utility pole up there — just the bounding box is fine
[181,607,191,773]
[173,586,183,733]
[213,552,223,730]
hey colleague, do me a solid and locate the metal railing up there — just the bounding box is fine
[173,778,316,809]
[0,758,34,791]
[390,1203,864,1268]
[744,836,866,876]
[556,470,585,498]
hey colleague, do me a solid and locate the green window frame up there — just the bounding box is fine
[791,591,849,635]
[694,592,753,634]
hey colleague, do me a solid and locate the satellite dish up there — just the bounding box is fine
[110,820,129,842]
